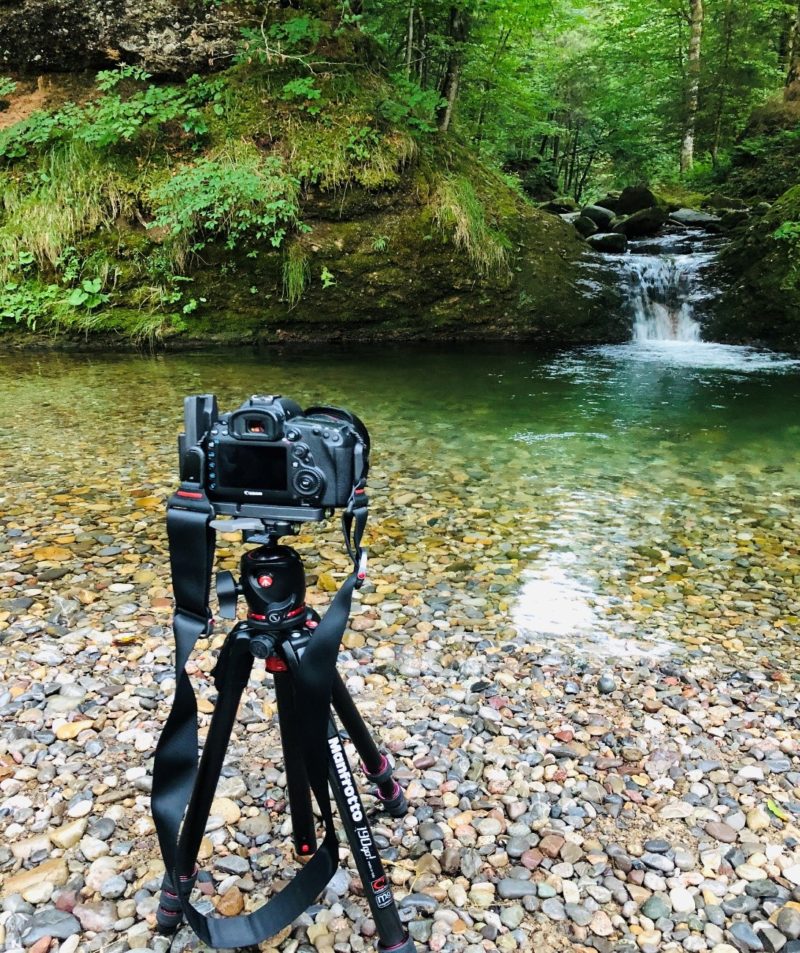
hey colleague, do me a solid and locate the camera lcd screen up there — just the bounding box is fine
[218,444,288,491]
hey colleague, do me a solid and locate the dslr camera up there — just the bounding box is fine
[178,394,369,521]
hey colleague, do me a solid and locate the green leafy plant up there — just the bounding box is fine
[320,265,336,289]
[281,77,324,116]
[148,147,303,260]
[378,75,443,135]
[0,77,16,100]
[346,126,380,162]
[0,68,224,160]
[67,277,109,310]
[371,234,389,252]
[0,280,60,329]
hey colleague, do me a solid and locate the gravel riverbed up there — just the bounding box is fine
[2,478,800,953]
[1,349,800,953]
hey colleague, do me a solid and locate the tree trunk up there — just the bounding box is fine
[680,0,704,174]
[405,4,414,79]
[576,149,597,204]
[786,1,800,101]
[437,7,469,133]
[711,0,733,166]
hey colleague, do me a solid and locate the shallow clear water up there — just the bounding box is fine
[1,342,799,667]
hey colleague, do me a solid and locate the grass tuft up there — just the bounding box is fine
[433,174,511,278]
[0,143,131,284]
[282,241,310,307]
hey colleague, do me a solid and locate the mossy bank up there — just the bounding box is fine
[0,23,621,349]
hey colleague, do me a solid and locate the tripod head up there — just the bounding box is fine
[213,518,308,630]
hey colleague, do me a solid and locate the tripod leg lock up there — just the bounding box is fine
[375,780,408,818]
[156,869,197,935]
[362,754,394,787]
[378,935,418,953]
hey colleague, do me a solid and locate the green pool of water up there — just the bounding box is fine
[2,341,799,668]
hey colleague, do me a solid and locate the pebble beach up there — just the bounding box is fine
[1,347,800,953]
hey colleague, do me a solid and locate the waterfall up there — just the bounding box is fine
[621,235,720,343]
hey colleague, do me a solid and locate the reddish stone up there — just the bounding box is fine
[55,889,78,912]
[539,835,565,858]
[554,730,574,743]
[521,849,544,870]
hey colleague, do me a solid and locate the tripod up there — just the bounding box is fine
[155,521,418,953]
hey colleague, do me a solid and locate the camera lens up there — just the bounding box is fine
[293,468,324,498]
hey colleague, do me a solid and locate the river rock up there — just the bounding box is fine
[4,859,69,896]
[778,907,800,940]
[22,908,81,943]
[617,185,659,214]
[670,208,722,229]
[582,204,617,229]
[720,209,750,231]
[615,207,668,237]
[587,232,628,253]
[575,215,599,238]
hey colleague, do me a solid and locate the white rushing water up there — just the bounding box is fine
[624,235,718,342]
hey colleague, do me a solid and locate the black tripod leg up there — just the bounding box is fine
[157,633,253,934]
[331,673,408,818]
[273,668,318,858]
[327,721,417,953]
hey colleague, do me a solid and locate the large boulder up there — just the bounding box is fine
[703,192,748,211]
[581,204,616,230]
[574,215,599,238]
[541,197,579,215]
[616,186,659,215]
[709,184,800,351]
[594,193,620,212]
[670,208,721,230]
[719,209,750,232]
[587,232,628,254]
[614,207,668,238]
[0,0,247,74]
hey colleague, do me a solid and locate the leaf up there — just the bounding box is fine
[767,799,790,822]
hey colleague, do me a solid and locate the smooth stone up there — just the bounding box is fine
[706,822,738,844]
[777,907,800,941]
[23,909,81,944]
[497,880,537,900]
[728,921,764,952]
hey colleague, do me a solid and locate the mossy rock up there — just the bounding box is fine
[710,184,800,351]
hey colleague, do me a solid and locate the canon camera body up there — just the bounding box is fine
[178,394,369,520]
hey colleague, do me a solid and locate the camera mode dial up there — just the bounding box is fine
[293,467,324,499]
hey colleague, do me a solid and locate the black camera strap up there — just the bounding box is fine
[151,485,368,948]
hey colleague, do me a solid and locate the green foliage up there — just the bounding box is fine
[281,77,324,115]
[0,77,16,98]
[372,235,389,252]
[433,174,511,277]
[0,279,60,329]
[378,75,443,134]
[320,265,337,289]
[0,67,224,160]
[148,147,303,260]
[66,277,109,310]
[270,15,324,51]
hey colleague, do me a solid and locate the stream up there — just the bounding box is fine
[1,233,799,672]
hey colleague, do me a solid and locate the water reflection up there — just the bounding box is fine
[1,343,799,664]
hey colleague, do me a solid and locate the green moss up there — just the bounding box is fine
[711,184,800,351]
